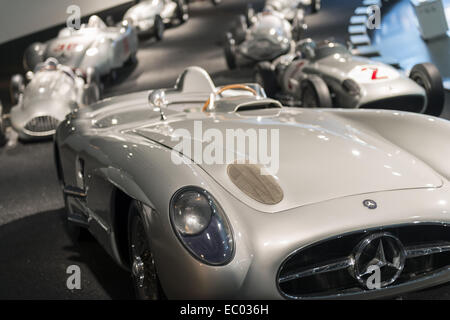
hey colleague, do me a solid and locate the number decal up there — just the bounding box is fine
[348,65,398,83]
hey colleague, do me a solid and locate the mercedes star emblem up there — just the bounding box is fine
[353,232,406,289]
[363,199,377,209]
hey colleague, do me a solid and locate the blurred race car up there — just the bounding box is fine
[255,39,445,116]
[24,16,138,81]
[123,0,188,40]
[224,11,306,69]
[9,58,100,140]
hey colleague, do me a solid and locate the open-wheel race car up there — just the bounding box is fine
[123,0,189,40]
[224,10,306,70]
[24,16,138,82]
[9,58,99,141]
[254,39,445,116]
[55,66,450,299]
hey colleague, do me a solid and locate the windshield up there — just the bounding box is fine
[23,71,77,108]
[314,42,350,60]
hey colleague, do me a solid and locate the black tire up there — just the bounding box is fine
[175,0,189,23]
[245,4,255,26]
[311,0,321,13]
[128,201,164,300]
[300,75,332,108]
[66,219,92,243]
[108,69,118,84]
[0,102,7,147]
[154,15,165,41]
[255,62,279,97]
[234,15,248,44]
[224,33,237,70]
[409,63,444,116]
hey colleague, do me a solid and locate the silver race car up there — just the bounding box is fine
[24,16,138,81]
[10,58,99,140]
[255,39,445,116]
[224,11,305,70]
[123,0,188,40]
[55,66,450,299]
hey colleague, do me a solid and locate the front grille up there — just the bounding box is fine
[360,95,425,113]
[277,224,450,299]
[24,116,60,135]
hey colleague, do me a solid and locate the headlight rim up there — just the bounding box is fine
[169,186,235,266]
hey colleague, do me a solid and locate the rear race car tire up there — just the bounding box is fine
[175,0,189,24]
[128,200,165,300]
[255,62,280,97]
[409,63,444,117]
[311,0,321,13]
[0,101,7,147]
[245,4,255,26]
[300,75,332,108]
[224,33,237,70]
[154,15,165,41]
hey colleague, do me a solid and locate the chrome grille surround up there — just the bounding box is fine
[277,223,450,299]
[24,116,60,136]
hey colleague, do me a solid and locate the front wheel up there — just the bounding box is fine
[311,0,321,13]
[224,33,237,69]
[175,0,189,23]
[300,75,332,108]
[409,63,444,116]
[128,201,164,300]
[154,15,165,41]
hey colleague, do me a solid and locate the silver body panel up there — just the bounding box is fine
[55,67,450,299]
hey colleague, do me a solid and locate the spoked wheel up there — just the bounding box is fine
[311,0,321,13]
[175,0,189,24]
[409,63,444,116]
[128,201,162,300]
[255,62,279,97]
[300,76,332,108]
[154,15,165,41]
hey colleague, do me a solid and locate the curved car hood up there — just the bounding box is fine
[134,108,443,212]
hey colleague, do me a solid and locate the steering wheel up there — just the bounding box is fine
[202,84,257,112]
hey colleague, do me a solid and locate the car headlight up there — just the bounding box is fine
[170,187,234,265]
[342,78,361,96]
